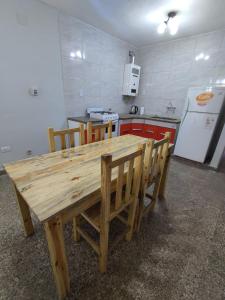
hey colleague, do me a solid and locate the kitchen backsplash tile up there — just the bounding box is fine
[59,12,225,119]
[59,13,136,117]
[136,28,225,117]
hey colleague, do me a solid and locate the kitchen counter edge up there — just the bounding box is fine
[68,115,181,124]
[67,116,101,124]
[119,114,181,124]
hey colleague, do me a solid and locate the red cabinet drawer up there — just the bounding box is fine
[131,123,144,130]
[143,124,158,139]
[130,123,144,137]
[120,123,132,135]
[157,127,176,143]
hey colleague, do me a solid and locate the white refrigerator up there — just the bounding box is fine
[174,87,225,163]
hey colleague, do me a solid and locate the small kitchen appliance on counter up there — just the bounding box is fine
[130,105,138,114]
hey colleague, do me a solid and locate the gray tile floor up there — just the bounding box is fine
[0,158,225,300]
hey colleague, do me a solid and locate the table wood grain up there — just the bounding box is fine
[4,135,147,222]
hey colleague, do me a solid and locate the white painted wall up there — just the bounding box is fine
[59,13,136,117]
[0,0,66,167]
[136,29,225,117]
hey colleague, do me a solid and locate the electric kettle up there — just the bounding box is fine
[130,105,138,114]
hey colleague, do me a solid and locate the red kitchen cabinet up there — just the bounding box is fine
[84,129,96,143]
[120,120,177,143]
[131,123,144,137]
[156,126,176,143]
[120,123,132,135]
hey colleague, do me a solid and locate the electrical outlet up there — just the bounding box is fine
[1,146,11,153]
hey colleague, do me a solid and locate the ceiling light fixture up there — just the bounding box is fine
[157,11,179,35]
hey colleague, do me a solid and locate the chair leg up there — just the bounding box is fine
[136,201,144,233]
[150,180,161,211]
[158,155,170,200]
[126,199,139,241]
[73,216,81,242]
[99,221,109,273]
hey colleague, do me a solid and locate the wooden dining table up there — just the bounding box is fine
[4,134,173,299]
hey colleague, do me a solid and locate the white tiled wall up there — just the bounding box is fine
[136,29,225,117]
[59,13,136,117]
[59,13,225,119]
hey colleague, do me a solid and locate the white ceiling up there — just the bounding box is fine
[40,0,225,47]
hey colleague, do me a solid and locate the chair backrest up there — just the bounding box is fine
[142,132,171,194]
[87,121,112,144]
[101,144,145,220]
[48,124,85,152]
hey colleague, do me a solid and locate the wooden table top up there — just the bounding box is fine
[4,135,149,223]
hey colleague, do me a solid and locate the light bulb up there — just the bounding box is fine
[70,50,83,59]
[168,17,179,35]
[70,52,76,58]
[76,50,82,58]
[204,55,210,60]
[157,22,167,34]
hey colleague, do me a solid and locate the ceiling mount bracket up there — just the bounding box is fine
[168,11,177,19]
[157,11,179,35]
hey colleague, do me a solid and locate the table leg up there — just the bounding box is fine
[158,154,171,201]
[15,187,34,236]
[44,216,70,299]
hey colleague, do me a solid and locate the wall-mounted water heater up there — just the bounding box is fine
[122,51,141,97]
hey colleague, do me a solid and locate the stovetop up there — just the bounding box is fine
[87,107,119,121]
[90,112,119,121]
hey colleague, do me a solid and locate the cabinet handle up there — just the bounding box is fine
[132,128,142,131]
[146,130,154,133]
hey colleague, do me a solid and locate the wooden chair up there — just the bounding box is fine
[73,144,145,273]
[137,132,171,231]
[48,124,85,249]
[48,124,85,152]
[87,121,112,144]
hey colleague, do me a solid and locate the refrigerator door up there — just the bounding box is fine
[187,87,225,114]
[174,112,219,163]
